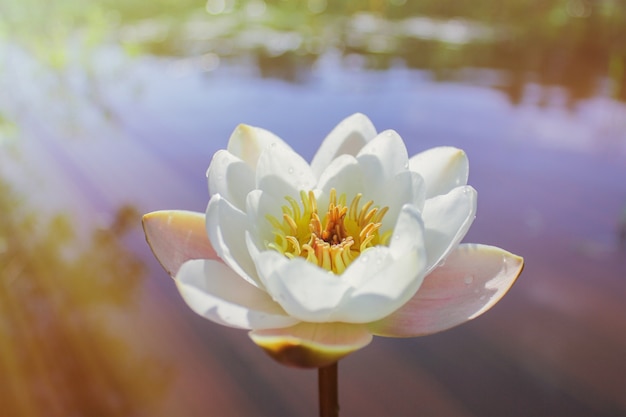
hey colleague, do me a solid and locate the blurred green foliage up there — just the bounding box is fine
[0,0,624,100]
[0,176,171,416]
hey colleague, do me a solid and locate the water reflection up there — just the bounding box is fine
[121,1,626,105]
[1,1,625,416]
[619,206,626,247]
[0,179,169,417]
[2,0,624,105]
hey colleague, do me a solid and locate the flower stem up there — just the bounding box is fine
[318,362,339,417]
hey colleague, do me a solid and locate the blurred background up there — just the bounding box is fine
[1,0,625,416]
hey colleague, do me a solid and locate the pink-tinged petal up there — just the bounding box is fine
[206,195,261,287]
[368,244,524,337]
[176,259,298,330]
[249,322,373,368]
[227,124,292,170]
[310,113,377,179]
[142,210,216,277]
[409,147,469,198]
[206,150,254,209]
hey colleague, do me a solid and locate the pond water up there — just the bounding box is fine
[1,2,625,416]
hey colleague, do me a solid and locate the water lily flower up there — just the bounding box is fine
[143,113,523,368]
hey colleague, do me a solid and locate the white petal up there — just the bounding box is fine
[206,150,254,210]
[245,189,285,247]
[206,195,261,287]
[368,244,523,337]
[333,248,426,323]
[409,147,469,198]
[341,204,425,288]
[176,259,298,330]
[316,154,363,202]
[333,206,427,323]
[256,144,317,200]
[253,251,351,322]
[374,170,425,232]
[227,124,292,170]
[422,186,477,273]
[310,113,377,179]
[341,246,392,289]
[356,130,409,184]
[353,131,412,228]
[389,204,427,257]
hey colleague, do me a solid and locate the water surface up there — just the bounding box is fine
[1,2,625,416]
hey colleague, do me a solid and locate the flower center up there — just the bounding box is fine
[265,188,391,274]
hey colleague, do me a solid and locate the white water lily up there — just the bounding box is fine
[143,113,523,368]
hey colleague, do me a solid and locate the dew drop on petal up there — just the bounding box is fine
[464,275,474,285]
[361,255,369,263]
[288,166,294,174]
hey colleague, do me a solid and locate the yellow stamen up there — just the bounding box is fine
[286,236,301,255]
[283,213,298,234]
[265,188,389,274]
